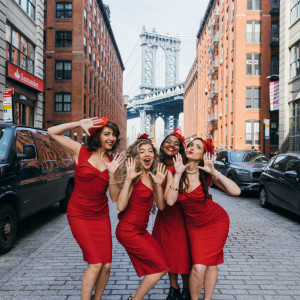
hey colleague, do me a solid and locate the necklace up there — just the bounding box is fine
[186,169,199,174]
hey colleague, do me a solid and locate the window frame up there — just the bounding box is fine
[54,93,71,112]
[55,31,72,48]
[56,2,72,19]
[55,61,72,80]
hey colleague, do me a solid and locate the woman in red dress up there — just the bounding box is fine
[116,138,169,300]
[165,138,241,300]
[152,128,192,300]
[48,117,124,300]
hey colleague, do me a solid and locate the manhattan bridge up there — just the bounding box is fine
[125,27,196,144]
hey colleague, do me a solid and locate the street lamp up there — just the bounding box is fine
[73,132,77,142]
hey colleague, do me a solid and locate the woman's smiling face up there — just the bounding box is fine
[161,135,180,157]
[138,143,155,170]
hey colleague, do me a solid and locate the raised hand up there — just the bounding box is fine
[126,157,142,180]
[104,153,124,175]
[150,163,168,186]
[198,152,215,175]
[79,118,103,136]
[173,153,190,174]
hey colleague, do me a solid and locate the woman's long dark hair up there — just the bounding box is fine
[87,121,120,152]
[179,138,210,199]
[159,134,186,163]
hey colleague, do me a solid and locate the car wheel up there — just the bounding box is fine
[0,204,17,254]
[260,186,270,208]
[60,181,74,212]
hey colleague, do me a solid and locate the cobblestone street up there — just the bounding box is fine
[0,189,300,300]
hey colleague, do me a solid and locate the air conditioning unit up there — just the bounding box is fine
[219,113,222,118]
[220,59,223,65]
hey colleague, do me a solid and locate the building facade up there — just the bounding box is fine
[0,0,44,127]
[184,0,279,157]
[44,0,126,147]
[279,0,300,152]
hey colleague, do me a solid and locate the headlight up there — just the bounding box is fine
[234,169,250,175]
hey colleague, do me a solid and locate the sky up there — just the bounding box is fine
[104,0,210,143]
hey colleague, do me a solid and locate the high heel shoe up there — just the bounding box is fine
[166,286,180,300]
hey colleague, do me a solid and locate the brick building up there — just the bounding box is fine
[184,0,279,157]
[0,0,44,127]
[44,0,126,148]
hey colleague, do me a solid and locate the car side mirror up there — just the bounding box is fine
[16,144,36,160]
[285,170,298,178]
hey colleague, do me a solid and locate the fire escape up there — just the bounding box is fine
[206,9,220,138]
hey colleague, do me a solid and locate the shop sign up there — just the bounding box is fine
[2,88,14,124]
[269,81,279,111]
[7,62,44,93]
[264,119,270,140]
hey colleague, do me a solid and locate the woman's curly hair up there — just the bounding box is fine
[117,139,160,197]
[159,134,186,163]
[86,121,120,152]
[179,138,210,199]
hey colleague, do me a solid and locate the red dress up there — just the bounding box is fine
[177,178,230,266]
[152,167,192,274]
[66,146,112,264]
[116,179,169,277]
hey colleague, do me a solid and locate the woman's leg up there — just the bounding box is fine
[189,264,207,300]
[132,269,168,300]
[169,272,179,288]
[203,266,218,300]
[81,263,103,300]
[181,273,189,289]
[94,263,111,300]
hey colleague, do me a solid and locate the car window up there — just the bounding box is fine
[0,127,13,162]
[270,155,285,171]
[215,151,224,161]
[230,151,268,163]
[16,130,37,160]
[285,156,300,175]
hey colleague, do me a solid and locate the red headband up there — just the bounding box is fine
[170,127,186,148]
[88,117,109,136]
[137,133,152,141]
[203,138,214,156]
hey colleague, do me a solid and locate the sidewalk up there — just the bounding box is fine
[0,190,300,299]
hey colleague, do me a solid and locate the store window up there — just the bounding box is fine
[55,93,71,112]
[55,31,72,48]
[56,2,72,18]
[6,24,35,74]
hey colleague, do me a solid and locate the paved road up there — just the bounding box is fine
[0,189,299,299]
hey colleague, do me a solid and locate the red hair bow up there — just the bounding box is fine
[204,138,214,156]
[170,127,186,148]
[89,117,109,136]
[137,133,152,141]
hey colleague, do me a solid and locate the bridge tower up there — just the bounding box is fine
[140,27,181,93]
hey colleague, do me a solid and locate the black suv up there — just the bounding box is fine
[0,124,74,254]
[213,150,269,191]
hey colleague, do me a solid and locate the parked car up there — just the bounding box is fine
[0,124,75,254]
[259,153,300,216]
[213,149,269,191]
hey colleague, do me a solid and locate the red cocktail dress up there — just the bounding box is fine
[152,167,192,274]
[67,146,112,264]
[116,179,169,277]
[177,177,230,265]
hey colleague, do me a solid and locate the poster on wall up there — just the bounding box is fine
[2,88,14,124]
[270,81,279,111]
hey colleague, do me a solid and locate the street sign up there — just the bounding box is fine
[2,88,14,124]
[264,119,270,139]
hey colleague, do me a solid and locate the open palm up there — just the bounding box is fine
[173,153,190,174]
[126,157,142,180]
[198,152,215,174]
[150,163,168,186]
[105,153,124,175]
[80,118,103,136]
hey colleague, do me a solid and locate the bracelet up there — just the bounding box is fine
[109,182,117,185]
[213,171,221,180]
[170,185,179,191]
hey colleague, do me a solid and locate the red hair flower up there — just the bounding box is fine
[88,117,109,136]
[170,127,186,148]
[204,138,214,156]
[137,133,152,141]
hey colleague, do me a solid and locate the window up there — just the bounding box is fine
[6,24,35,74]
[97,60,100,74]
[55,61,72,80]
[44,2,47,19]
[231,90,233,112]
[93,52,96,68]
[232,0,235,18]
[247,21,261,44]
[289,100,300,134]
[56,2,72,18]
[231,60,234,81]
[226,7,229,28]
[232,28,234,50]
[226,66,228,86]
[246,120,260,145]
[94,78,96,94]
[98,37,100,51]
[90,71,92,90]
[222,17,224,35]
[231,123,233,146]
[90,0,92,10]
[94,8,97,21]
[285,156,300,174]
[84,9,87,27]
[271,54,279,75]
[89,45,92,62]
[247,0,261,10]
[84,65,87,85]
[226,37,228,57]
[246,53,261,76]
[225,125,228,147]
[246,87,260,109]
[84,36,87,55]
[94,29,96,44]
[17,0,35,20]
[89,20,92,36]
[290,42,300,79]
[225,95,228,115]
[291,0,300,24]
[270,155,285,171]
[55,93,71,112]
[270,22,279,44]
[55,31,72,48]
